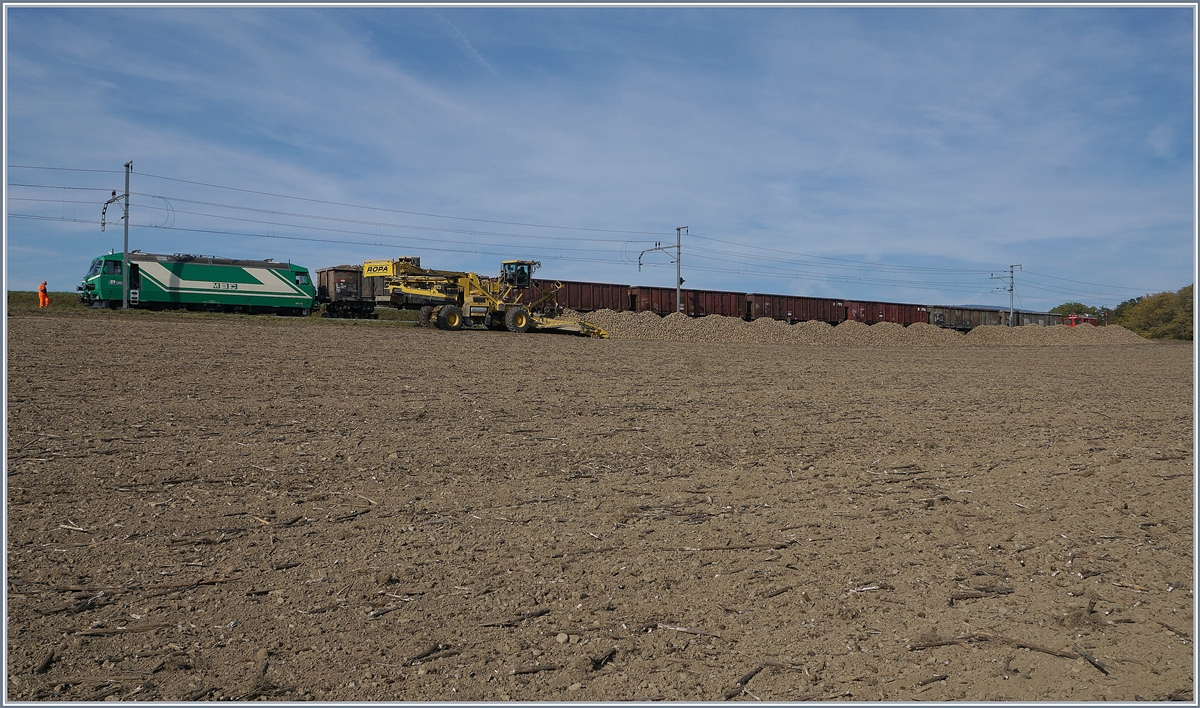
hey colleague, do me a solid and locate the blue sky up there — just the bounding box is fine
[4,5,1194,310]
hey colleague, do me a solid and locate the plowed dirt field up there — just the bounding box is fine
[6,312,1194,702]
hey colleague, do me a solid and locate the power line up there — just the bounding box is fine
[643,259,1000,295]
[10,163,672,237]
[1021,270,1162,295]
[44,188,1012,286]
[122,193,654,244]
[8,205,1143,301]
[15,207,988,294]
[689,232,994,275]
[8,168,1174,302]
[6,213,631,265]
[9,187,653,247]
[685,253,989,290]
[688,244,991,278]
[8,182,116,192]
[8,165,123,174]
[8,211,1118,304]
[90,199,635,255]
[129,170,671,237]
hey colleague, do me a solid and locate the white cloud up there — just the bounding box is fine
[430,11,502,78]
[4,7,1192,306]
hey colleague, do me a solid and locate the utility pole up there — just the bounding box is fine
[990,264,1021,326]
[637,225,686,312]
[675,226,687,313]
[101,160,133,309]
[122,161,132,309]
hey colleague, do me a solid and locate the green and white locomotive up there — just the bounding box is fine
[77,251,317,316]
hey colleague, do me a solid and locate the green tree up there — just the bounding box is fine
[1050,302,1098,316]
[1111,296,1143,323]
[1113,285,1193,340]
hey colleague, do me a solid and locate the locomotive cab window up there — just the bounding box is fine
[86,259,103,277]
[103,261,122,275]
[295,273,311,286]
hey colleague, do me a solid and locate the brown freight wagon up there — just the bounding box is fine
[1015,311,1063,327]
[517,279,630,313]
[686,289,745,318]
[747,293,846,324]
[843,300,928,325]
[630,286,745,317]
[927,306,1004,331]
[315,265,385,318]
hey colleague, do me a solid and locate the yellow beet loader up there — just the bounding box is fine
[363,257,608,338]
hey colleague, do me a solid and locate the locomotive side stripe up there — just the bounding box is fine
[263,267,311,296]
[138,262,306,297]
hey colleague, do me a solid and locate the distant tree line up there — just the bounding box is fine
[1051,285,1193,340]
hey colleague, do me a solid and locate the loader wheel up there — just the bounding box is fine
[504,306,531,333]
[417,306,434,327]
[437,304,464,331]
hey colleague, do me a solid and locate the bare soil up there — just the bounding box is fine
[6,312,1194,702]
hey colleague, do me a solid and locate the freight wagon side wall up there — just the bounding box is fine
[363,272,389,301]
[518,280,630,312]
[631,286,673,314]
[317,266,363,302]
[1015,312,1063,327]
[687,290,744,318]
[631,286,744,317]
[558,281,630,312]
[802,296,847,324]
[928,307,1005,330]
[510,282,545,310]
[748,294,847,324]
[844,301,927,325]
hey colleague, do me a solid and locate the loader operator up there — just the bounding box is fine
[37,281,50,308]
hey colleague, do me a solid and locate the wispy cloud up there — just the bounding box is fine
[4,7,1192,307]
[430,11,502,79]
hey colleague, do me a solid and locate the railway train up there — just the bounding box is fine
[314,263,1084,331]
[77,253,1088,331]
[77,251,316,316]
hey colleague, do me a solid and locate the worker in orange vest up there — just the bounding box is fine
[37,281,50,308]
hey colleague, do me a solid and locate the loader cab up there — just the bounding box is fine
[500,260,540,289]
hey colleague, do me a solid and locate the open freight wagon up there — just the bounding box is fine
[843,300,928,326]
[629,286,746,318]
[747,293,846,324]
[515,279,632,313]
[928,306,1065,331]
[315,264,389,318]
